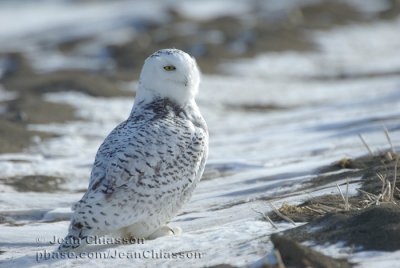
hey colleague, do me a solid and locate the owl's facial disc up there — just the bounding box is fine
[137,49,201,106]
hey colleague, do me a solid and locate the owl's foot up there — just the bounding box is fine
[148,225,182,239]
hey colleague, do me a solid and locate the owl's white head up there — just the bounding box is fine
[135,49,201,106]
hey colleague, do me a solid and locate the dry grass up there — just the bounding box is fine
[252,207,278,229]
[359,134,374,156]
[336,178,350,211]
[256,128,400,225]
[384,126,395,154]
[391,156,399,201]
[269,202,297,226]
[339,129,399,207]
[270,154,399,222]
[274,249,286,268]
[264,129,399,224]
[357,128,399,205]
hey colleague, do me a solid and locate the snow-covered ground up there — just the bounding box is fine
[1,1,400,267]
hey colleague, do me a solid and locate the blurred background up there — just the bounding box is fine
[2,2,400,266]
[1,0,400,154]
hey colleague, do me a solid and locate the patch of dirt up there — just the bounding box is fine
[302,169,362,191]
[318,153,395,174]
[0,91,73,153]
[224,103,291,113]
[267,151,399,220]
[269,195,366,223]
[282,204,400,252]
[379,0,400,20]
[207,265,237,268]
[359,153,400,198]
[0,52,134,154]
[108,0,400,79]
[1,0,400,156]
[3,175,66,192]
[5,96,76,125]
[108,2,375,77]
[0,209,49,225]
[265,151,400,254]
[3,71,131,98]
[301,151,398,192]
[0,117,55,153]
[271,234,353,268]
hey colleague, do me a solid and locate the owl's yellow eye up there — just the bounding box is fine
[163,65,176,71]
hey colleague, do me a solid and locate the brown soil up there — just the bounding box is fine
[1,0,399,154]
[0,52,134,153]
[224,103,291,113]
[282,204,400,252]
[268,151,398,220]
[265,151,400,255]
[269,195,365,223]
[3,175,66,193]
[108,0,400,78]
[271,234,353,268]
[108,2,369,78]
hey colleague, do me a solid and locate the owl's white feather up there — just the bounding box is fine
[59,49,208,251]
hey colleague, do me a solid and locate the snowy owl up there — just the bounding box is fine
[59,49,208,251]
